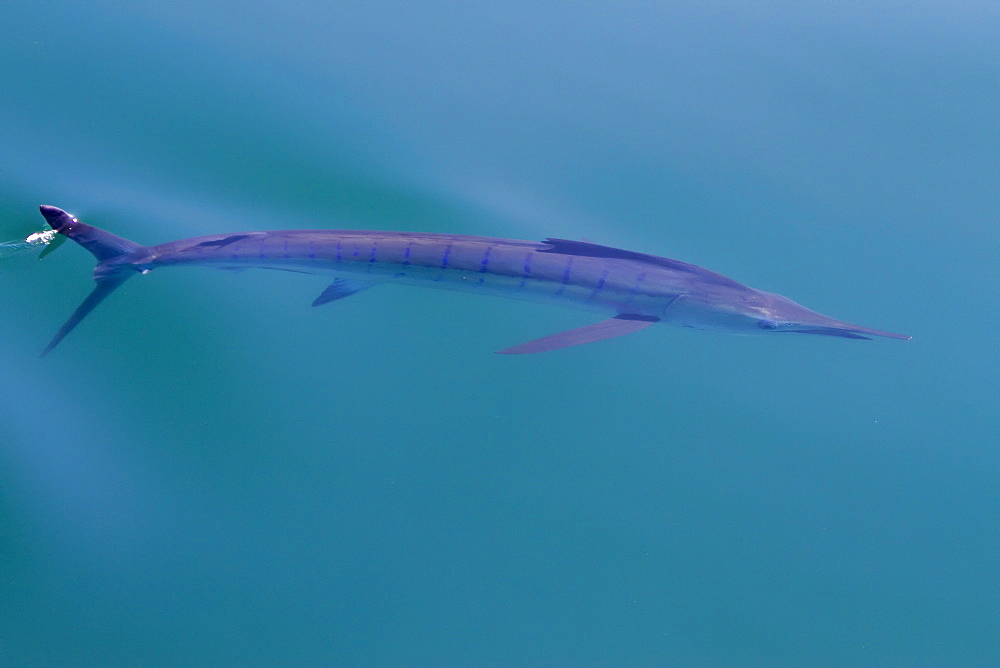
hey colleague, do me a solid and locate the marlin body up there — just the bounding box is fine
[37,205,909,356]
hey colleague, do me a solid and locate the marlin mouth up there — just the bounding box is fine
[779,324,911,340]
[783,327,873,340]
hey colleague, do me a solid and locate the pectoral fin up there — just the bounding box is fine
[496,314,659,354]
[312,279,375,306]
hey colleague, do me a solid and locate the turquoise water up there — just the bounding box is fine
[2,3,997,664]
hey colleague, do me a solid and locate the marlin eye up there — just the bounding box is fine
[758,320,778,330]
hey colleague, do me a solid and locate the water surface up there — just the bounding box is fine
[1,2,997,664]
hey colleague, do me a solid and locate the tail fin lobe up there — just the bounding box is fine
[40,205,143,262]
[40,273,131,357]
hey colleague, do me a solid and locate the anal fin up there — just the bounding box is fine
[496,314,659,354]
[312,278,375,306]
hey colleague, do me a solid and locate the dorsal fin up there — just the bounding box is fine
[181,232,266,251]
[539,238,745,288]
[194,234,254,248]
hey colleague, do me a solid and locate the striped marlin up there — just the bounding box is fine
[37,205,909,356]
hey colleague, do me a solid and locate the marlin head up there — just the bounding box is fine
[664,288,910,341]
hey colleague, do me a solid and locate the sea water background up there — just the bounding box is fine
[1,2,996,664]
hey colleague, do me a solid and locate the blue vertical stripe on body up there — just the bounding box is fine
[587,270,609,302]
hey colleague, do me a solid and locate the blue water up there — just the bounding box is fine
[2,3,997,664]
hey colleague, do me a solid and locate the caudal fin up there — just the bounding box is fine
[39,205,147,356]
